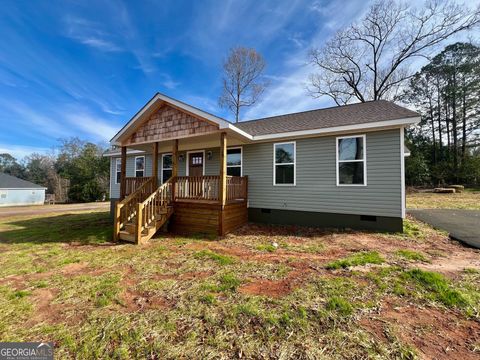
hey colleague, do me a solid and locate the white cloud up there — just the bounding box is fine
[66,113,118,141]
[0,144,54,159]
[64,16,123,53]
[79,37,122,52]
[0,100,71,138]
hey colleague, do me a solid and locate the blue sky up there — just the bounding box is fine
[0,0,477,158]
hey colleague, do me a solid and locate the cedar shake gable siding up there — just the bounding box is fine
[125,104,219,146]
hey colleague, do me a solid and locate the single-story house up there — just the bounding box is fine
[106,92,419,244]
[0,173,46,207]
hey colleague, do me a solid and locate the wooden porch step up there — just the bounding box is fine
[118,230,136,242]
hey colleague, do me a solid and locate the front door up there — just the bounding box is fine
[188,152,204,177]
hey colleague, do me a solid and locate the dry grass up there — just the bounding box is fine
[407,189,480,210]
[0,211,479,359]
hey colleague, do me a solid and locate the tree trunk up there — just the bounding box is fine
[436,78,443,159]
[428,97,436,165]
[461,77,467,160]
[451,72,458,181]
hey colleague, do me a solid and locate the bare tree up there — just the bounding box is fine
[219,47,268,122]
[308,0,480,105]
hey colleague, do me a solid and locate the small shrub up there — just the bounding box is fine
[395,249,426,262]
[194,250,235,265]
[326,251,384,270]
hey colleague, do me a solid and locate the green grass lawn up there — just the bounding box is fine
[0,211,479,359]
[407,189,480,210]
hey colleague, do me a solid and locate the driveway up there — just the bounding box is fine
[0,202,109,219]
[409,209,480,249]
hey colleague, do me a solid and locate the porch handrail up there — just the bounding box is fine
[114,177,154,241]
[174,175,247,202]
[125,176,151,197]
[138,178,173,239]
[226,175,248,202]
[175,176,220,201]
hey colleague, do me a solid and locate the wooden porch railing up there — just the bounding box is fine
[137,178,173,241]
[227,175,248,202]
[175,176,220,201]
[114,177,154,241]
[125,176,152,196]
[175,175,247,202]
[114,175,248,241]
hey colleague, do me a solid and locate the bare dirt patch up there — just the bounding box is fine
[121,289,171,312]
[239,262,317,298]
[119,266,172,312]
[416,255,480,277]
[0,263,107,290]
[26,288,81,326]
[361,299,480,359]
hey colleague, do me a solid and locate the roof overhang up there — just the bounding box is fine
[110,92,420,147]
[110,93,253,146]
[249,116,420,141]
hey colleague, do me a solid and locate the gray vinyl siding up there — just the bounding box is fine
[109,130,402,218]
[243,129,402,218]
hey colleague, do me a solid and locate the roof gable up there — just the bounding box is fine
[125,104,219,145]
[111,93,242,145]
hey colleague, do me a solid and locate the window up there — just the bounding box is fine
[135,156,145,177]
[115,158,121,184]
[0,191,6,199]
[227,147,242,176]
[191,155,203,165]
[162,154,173,183]
[274,142,295,185]
[336,135,366,186]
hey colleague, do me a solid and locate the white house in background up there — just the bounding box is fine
[0,173,46,207]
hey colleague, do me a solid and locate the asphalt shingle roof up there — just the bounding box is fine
[0,173,45,189]
[235,100,419,136]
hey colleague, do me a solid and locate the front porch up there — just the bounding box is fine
[113,134,249,244]
[110,94,254,243]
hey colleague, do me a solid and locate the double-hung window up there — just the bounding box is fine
[336,135,366,186]
[274,142,295,185]
[115,158,121,184]
[227,148,242,176]
[135,156,145,177]
[162,154,173,183]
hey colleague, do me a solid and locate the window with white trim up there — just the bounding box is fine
[135,156,145,177]
[274,142,295,185]
[337,135,366,185]
[227,148,242,176]
[161,154,173,183]
[115,158,121,184]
